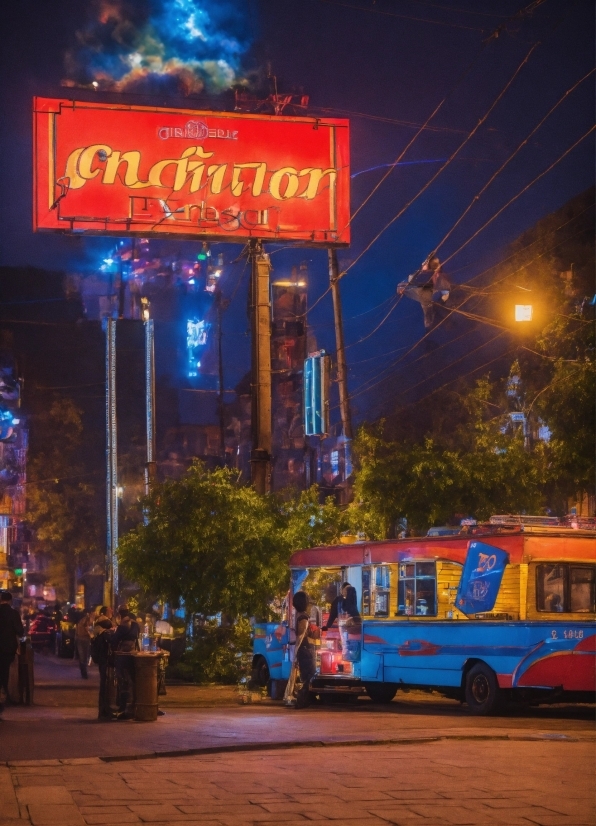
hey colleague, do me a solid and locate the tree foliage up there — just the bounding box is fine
[118,462,349,618]
[353,378,548,535]
[26,397,103,601]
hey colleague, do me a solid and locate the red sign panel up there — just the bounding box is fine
[33,98,350,246]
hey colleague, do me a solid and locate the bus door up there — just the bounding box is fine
[318,567,363,677]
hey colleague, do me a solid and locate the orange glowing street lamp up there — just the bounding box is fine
[514,304,533,322]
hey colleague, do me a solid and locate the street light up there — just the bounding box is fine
[515,304,533,322]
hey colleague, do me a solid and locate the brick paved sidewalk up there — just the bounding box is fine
[1,738,594,826]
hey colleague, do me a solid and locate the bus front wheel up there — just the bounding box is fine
[365,683,397,704]
[465,663,500,715]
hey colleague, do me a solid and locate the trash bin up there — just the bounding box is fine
[133,653,159,721]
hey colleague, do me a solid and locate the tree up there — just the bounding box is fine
[26,397,103,601]
[118,462,351,619]
[353,379,548,535]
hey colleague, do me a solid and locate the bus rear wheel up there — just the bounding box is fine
[465,663,501,715]
[365,683,397,704]
[251,656,270,687]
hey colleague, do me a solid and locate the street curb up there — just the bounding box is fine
[99,732,588,763]
[4,732,590,768]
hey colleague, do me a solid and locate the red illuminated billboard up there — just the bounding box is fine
[33,98,350,246]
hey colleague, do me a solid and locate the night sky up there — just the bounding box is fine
[0,0,594,426]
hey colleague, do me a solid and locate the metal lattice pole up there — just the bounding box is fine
[105,317,118,607]
[144,317,156,495]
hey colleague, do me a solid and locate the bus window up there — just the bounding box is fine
[362,565,391,617]
[362,567,371,615]
[570,566,595,613]
[374,565,391,617]
[536,563,596,613]
[397,562,437,616]
[536,564,566,612]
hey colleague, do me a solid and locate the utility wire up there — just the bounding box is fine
[347,34,491,227]
[339,42,540,282]
[434,68,595,258]
[344,215,592,395]
[360,345,516,420]
[342,330,507,408]
[344,296,403,350]
[317,0,485,31]
[442,125,596,267]
[338,156,593,355]
[407,0,508,18]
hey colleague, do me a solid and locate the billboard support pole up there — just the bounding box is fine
[104,317,118,608]
[329,249,353,500]
[216,292,226,463]
[328,249,353,441]
[250,240,272,494]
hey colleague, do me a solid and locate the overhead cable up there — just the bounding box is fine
[339,42,540,282]
[434,68,595,259]
[442,124,596,267]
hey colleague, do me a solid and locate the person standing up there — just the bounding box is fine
[75,612,92,679]
[110,613,139,719]
[322,582,350,632]
[92,607,113,720]
[0,591,24,713]
[291,590,319,709]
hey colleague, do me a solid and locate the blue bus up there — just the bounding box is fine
[252,523,596,713]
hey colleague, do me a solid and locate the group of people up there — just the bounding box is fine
[77,603,147,721]
[0,592,152,722]
[290,582,361,708]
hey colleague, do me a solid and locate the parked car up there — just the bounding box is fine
[28,613,56,649]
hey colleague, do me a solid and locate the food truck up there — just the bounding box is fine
[252,519,595,714]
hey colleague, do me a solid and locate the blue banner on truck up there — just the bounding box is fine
[456,541,509,614]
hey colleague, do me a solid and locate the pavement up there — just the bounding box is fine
[0,652,593,825]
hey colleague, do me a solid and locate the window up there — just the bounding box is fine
[398,561,437,616]
[362,565,391,617]
[536,564,596,613]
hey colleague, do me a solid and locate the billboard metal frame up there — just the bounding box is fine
[33,98,350,247]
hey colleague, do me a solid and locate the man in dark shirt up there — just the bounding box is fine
[111,613,139,719]
[93,607,114,720]
[322,582,350,632]
[0,591,24,713]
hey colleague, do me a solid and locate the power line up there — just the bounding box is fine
[338,169,593,356]
[339,41,540,282]
[344,296,403,350]
[347,33,494,228]
[344,215,593,395]
[360,346,517,421]
[434,68,595,258]
[310,106,469,134]
[343,330,508,408]
[407,0,508,18]
[442,124,596,267]
[316,0,485,31]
